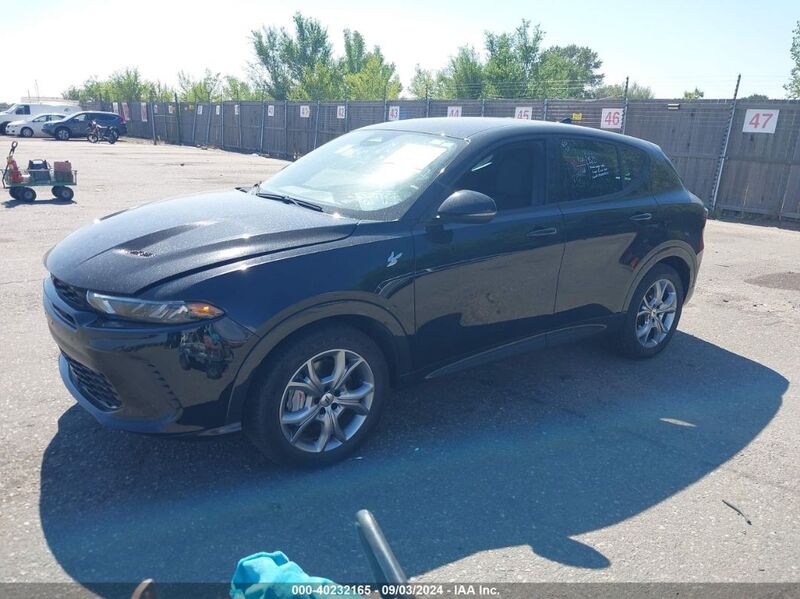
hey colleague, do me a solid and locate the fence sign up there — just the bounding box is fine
[121,103,130,122]
[387,106,400,121]
[197,105,203,116]
[743,109,779,134]
[514,106,532,120]
[215,105,221,116]
[571,112,583,122]
[337,105,347,119]
[112,101,119,114]
[447,106,462,118]
[268,105,275,117]
[140,102,148,122]
[234,104,240,116]
[168,104,175,115]
[153,104,158,114]
[601,108,623,129]
[300,105,311,118]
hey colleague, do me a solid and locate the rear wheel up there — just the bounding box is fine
[55,128,70,141]
[87,133,98,143]
[244,324,388,467]
[107,130,118,144]
[52,186,74,201]
[615,264,684,359]
[20,127,33,138]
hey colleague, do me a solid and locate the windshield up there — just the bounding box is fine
[259,129,464,219]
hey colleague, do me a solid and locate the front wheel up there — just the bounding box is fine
[87,133,98,143]
[55,128,70,141]
[20,127,33,138]
[615,264,684,359]
[52,186,74,201]
[243,324,388,467]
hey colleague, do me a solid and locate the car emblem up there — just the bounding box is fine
[387,251,402,267]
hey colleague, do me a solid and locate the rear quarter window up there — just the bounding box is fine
[651,156,684,193]
[555,138,622,201]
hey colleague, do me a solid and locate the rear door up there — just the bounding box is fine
[551,137,662,323]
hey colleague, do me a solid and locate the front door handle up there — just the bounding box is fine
[630,212,653,222]
[527,226,558,237]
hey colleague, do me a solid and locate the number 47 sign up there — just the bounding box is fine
[743,109,778,133]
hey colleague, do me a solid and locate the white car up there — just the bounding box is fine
[0,102,80,134]
[6,113,68,137]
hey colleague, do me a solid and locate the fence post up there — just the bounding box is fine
[150,99,157,145]
[205,103,212,147]
[259,101,266,153]
[345,99,350,132]
[710,74,741,213]
[313,100,321,150]
[383,99,388,122]
[191,103,198,145]
[621,76,630,135]
[284,100,289,159]
[174,93,182,145]
[543,98,548,121]
[425,92,430,118]
[221,103,225,150]
[481,98,485,116]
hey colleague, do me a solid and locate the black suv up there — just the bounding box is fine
[43,110,128,141]
[43,118,705,466]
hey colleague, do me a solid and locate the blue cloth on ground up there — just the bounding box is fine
[230,551,350,599]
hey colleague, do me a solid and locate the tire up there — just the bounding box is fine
[20,127,33,138]
[19,187,36,202]
[615,264,684,359]
[107,131,118,144]
[0,122,8,135]
[9,187,20,200]
[55,128,70,141]
[52,186,74,201]
[244,324,389,467]
[87,133,98,143]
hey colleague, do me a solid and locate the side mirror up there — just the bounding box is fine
[436,190,497,224]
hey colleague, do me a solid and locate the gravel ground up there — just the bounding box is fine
[0,138,798,595]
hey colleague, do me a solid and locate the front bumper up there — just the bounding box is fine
[43,276,257,435]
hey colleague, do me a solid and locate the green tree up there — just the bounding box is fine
[483,20,543,98]
[345,53,401,100]
[107,68,152,101]
[293,61,346,100]
[342,29,367,75]
[437,46,485,99]
[409,65,437,99]
[682,87,704,100]
[251,12,332,100]
[785,20,800,98]
[742,93,769,101]
[594,81,653,99]
[534,45,603,98]
[222,76,263,101]
[177,69,222,102]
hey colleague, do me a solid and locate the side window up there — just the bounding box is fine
[619,145,648,185]
[453,141,546,211]
[556,138,621,201]
[32,115,47,123]
[73,114,87,122]
[15,105,30,115]
[651,156,684,193]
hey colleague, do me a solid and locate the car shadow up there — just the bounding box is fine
[39,332,786,592]
[3,197,76,208]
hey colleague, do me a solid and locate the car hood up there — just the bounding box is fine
[45,190,358,294]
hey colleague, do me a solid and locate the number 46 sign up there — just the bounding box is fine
[743,109,778,134]
[601,108,624,129]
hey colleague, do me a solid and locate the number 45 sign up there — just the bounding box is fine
[743,109,778,134]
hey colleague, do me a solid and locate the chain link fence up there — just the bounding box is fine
[88,97,800,220]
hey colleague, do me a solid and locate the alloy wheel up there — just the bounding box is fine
[279,349,375,453]
[635,278,678,348]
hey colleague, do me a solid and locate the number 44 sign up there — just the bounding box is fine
[601,108,624,129]
[743,109,778,134]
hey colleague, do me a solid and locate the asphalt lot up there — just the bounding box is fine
[1,137,799,593]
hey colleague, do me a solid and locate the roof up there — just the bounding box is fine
[363,117,659,151]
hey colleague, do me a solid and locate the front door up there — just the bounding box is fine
[412,139,565,370]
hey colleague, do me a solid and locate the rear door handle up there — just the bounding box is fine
[630,212,653,222]
[527,226,558,237]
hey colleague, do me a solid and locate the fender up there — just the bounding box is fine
[622,241,698,312]
[224,298,412,425]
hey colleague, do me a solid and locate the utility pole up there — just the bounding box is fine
[621,76,630,135]
[710,74,741,213]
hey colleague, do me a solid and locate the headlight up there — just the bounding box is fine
[86,291,224,324]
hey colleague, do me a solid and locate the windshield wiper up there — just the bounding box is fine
[255,191,323,212]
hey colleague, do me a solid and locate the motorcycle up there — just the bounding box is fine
[86,120,118,144]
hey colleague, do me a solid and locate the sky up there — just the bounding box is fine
[2,0,797,102]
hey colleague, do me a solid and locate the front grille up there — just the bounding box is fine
[52,277,90,311]
[63,353,121,411]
